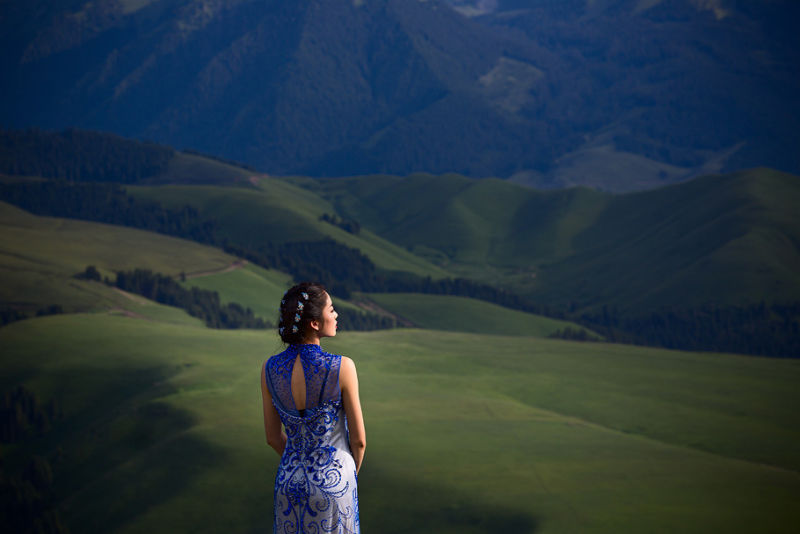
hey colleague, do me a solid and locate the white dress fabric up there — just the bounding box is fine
[265,343,359,533]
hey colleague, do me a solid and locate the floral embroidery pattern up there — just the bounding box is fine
[267,344,359,534]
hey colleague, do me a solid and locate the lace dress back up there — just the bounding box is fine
[265,343,359,533]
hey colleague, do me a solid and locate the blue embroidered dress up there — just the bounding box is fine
[265,343,360,534]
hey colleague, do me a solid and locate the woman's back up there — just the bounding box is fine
[266,343,341,415]
[265,343,359,534]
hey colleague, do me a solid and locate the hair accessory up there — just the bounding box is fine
[294,313,301,323]
[279,326,284,335]
[296,301,304,311]
[281,299,285,306]
[291,325,298,333]
[301,292,309,301]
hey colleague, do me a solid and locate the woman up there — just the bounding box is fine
[261,282,366,534]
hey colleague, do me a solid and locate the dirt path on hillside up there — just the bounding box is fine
[352,297,416,327]
[111,287,150,304]
[184,259,248,279]
[106,306,151,321]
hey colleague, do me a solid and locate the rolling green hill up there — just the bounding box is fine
[5,128,798,319]
[2,314,799,533]
[0,192,592,338]
[294,172,609,268]
[2,178,799,532]
[0,199,237,318]
[178,263,291,322]
[540,167,800,311]
[155,151,257,186]
[296,168,800,312]
[127,180,450,279]
[361,292,593,338]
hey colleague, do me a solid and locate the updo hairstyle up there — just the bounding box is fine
[278,282,328,344]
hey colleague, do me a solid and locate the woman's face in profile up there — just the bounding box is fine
[317,292,338,338]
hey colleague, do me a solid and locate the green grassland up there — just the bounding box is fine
[291,168,800,312]
[127,179,450,279]
[179,262,292,321]
[285,172,612,268]
[151,151,257,186]
[2,197,799,533]
[179,263,367,321]
[541,168,800,311]
[173,264,590,337]
[0,200,237,317]
[361,292,592,337]
[2,315,799,534]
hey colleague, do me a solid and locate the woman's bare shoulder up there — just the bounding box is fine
[339,356,358,389]
[340,355,358,372]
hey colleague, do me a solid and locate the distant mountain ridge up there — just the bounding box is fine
[1,0,798,191]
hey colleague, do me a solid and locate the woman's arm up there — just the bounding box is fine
[340,356,366,474]
[261,363,287,455]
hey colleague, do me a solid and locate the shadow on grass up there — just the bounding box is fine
[9,359,536,533]
[13,366,229,534]
[357,465,539,533]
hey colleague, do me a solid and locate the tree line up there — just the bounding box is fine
[222,241,563,318]
[0,128,174,183]
[319,213,361,235]
[1,385,69,534]
[79,266,394,332]
[107,267,269,329]
[0,180,219,244]
[0,305,64,328]
[578,303,800,358]
[1,385,62,443]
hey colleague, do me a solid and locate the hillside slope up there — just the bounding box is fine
[3,317,800,533]
[0,198,273,324]
[0,128,260,186]
[298,168,800,311]
[540,168,800,310]
[127,178,451,279]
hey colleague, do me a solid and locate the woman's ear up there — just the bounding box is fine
[309,319,320,332]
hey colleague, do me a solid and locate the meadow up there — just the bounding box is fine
[2,191,799,533]
[360,292,588,337]
[2,314,799,533]
[291,168,800,312]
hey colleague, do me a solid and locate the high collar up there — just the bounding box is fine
[289,343,323,356]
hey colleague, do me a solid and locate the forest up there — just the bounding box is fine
[0,129,174,183]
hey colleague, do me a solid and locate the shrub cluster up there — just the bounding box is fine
[0,385,69,533]
[336,308,395,331]
[0,305,64,328]
[0,385,61,443]
[547,327,598,342]
[112,268,269,329]
[319,213,361,234]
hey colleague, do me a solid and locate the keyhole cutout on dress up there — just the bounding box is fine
[291,356,306,411]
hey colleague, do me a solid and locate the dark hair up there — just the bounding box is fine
[278,282,328,344]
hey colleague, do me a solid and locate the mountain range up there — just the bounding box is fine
[2,0,798,191]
